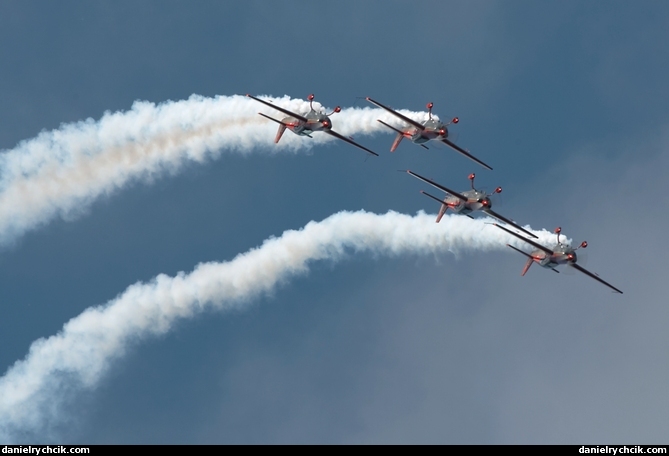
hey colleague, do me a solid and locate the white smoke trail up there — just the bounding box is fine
[0,209,555,442]
[0,94,426,246]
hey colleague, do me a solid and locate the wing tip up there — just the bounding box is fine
[521,229,539,239]
[477,160,493,171]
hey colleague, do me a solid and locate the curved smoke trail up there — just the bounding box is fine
[0,94,427,246]
[0,209,552,442]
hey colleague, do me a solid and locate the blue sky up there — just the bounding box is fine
[0,1,668,443]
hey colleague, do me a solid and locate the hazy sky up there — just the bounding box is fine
[0,1,668,443]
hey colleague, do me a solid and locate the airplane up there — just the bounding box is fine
[366,97,492,170]
[246,94,378,157]
[407,169,538,239]
[494,223,623,294]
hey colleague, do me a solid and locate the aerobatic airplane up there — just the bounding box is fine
[247,94,378,157]
[407,170,537,239]
[366,97,492,170]
[494,224,623,294]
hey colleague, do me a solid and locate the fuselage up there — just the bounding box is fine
[282,109,332,136]
[532,243,577,269]
[404,118,449,144]
[441,189,491,215]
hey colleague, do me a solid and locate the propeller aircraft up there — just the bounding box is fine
[366,97,492,170]
[246,94,378,157]
[407,170,537,239]
[495,224,623,294]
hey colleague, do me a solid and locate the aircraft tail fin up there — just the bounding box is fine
[521,257,533,276]
[390,132,403,152]
[274,123,287,144]
[419,190,448,223]
[506,244,535,276]
[258,113,288,143]
[376,120,405,152]
[435,204,447,223]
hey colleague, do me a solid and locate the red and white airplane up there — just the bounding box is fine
[407,170,537,239]
[366,97,492,170]
[495,224,623,294]
[247,94,378,157]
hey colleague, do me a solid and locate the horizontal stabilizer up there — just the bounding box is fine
[506,244,533,259]
[377,119,404,135]
[420,190,446,206]
[258,112,285,125]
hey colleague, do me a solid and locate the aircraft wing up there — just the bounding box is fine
[324,129,379,156]
[483,208,538,239]
[246,94,309,123]
[493,223,554,256]
[366,97,426,131]
[569,263,623,294]
[407,170,468,202]
[441,139,493,171]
